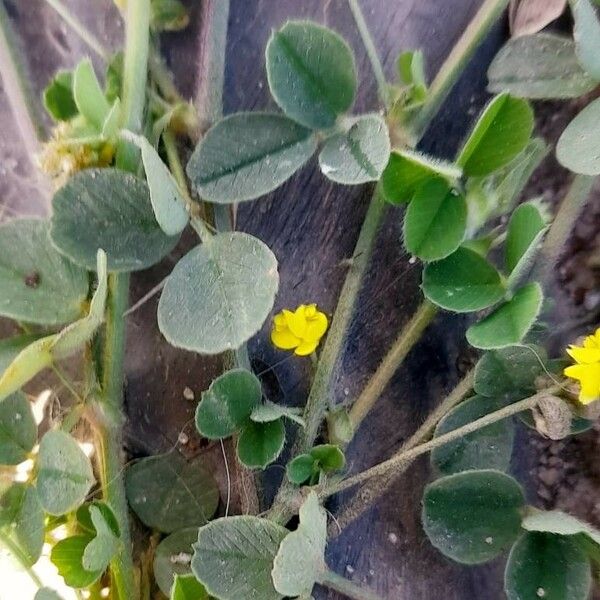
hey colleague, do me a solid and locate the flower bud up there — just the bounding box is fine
[532,396,572,440]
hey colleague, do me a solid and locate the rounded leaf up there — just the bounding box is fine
[0,219,88,325]
[158,233,279,354]
[286,454,316,485]
[0,392,37,465]
[237,419,285,469]
[51,168,179,271]
[403,179,467,261]
[572,0,600,81]
[266,21,356,129]
[154,527,198,596]
[422,246,506,312]
[505,532,591,600]
[50,536,102,588]
[310,444,346,472]
[187,112,316,203]
[422,470,525,564]
[523,509,600,545]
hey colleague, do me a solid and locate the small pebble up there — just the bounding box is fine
[183,386,195,401]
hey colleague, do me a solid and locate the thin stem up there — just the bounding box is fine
[321,387,557,498]
[410,0,510,138]
[42,0,109,60]
[320,569,385,600]
[348,300,438,428]
[0,531,43,588]
[347,0,390,109]
[52,365,84,404]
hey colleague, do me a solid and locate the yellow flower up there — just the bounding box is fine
[271,304,328,356]
[564,328,600,404]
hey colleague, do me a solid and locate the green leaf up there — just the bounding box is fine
[158,232,279,354]
[523,509,600,545]
[105,52,123,104]
[422,470,524,564]
[125,452,219,533]
[51,536,103,588]
[35,589,64,600]
[187,113,317,203]
[81,505,119,572]
[466,282,543,349]
[287,454,316,485]
[505,532,591,600]
[318,114,390,184]
[397,49,428,103]
[73,59,111,130]
[101,98,121,139]
[171,574,209,600]
[195,369,262,439]
[0,392,36,465]
[571,0,600,81]
[422,246,506,312]
[381,149,462,205]
[456,94,534,176]
[0,219,88,325]
[0,334,41,376]
[250,400,305,427]
[474,345,546,399]
[266,21,356,129]
[487,33,597,99]
[431,395,515,474]
[51,168,179,271]
[76,501,120,537]
[237,419,286,469]
[403,178,467,261]
[43,70,78,121]
[122,131,189,235]
[154,528,198,596]
[37,430,94,516]
[192,516,288,600]
[557,97,600,175]
[0,484,44,566]
[310,444,346,472]
[272,492,327,596]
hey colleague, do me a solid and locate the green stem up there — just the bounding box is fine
[347,0,390,109]
[0,531,43,588]
[348,300,438,428]
[320,387,557,498]
[320,569,385,600]
[410,0,510,138]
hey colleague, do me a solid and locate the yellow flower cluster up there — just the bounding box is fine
[271,304,328,356]
[564,328,600,405]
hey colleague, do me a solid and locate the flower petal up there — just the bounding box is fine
[306,312,328,341]
[295,339,319,356]
[565,363,600,404]
[283,308,307,338]
[271,328,301,350]
[566,345,600,364]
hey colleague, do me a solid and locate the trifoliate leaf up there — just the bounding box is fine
[81,505,119,572]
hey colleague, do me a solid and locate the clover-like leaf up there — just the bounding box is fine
[192,516,288,600]
[187,113,317,203]
[125,452,219,533]
[51,536,103,588]
[422,470,524,564]
[403,178,467,261]
[158,232,279,354]
[571,0,600,81]
[43,70,78,121]
[287,444,345,485]
[456,93,534,176]
[237,419,286,469]
[422,246,506,312]
[266,21,356,129]
[154,528,198,596]
[466,282,543,349]
[81,505,119,572]
[318,114,390,184]
[0,392,36,465]
[171,574,209,600]
[73,59,111,130]
[195,369,262,439]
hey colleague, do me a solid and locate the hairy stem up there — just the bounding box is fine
[320,569,385,600]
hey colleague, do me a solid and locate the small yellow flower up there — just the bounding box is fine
[564,328,600,404]
[271,304,328,356]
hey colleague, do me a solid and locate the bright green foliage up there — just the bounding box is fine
[123,131,189,235]
[505,532,591,600]
[266,21,356,129]
[51,536,103,588]
[187,113,317,203]
[250,400,305,427]
[237,419,286,469]
[557,97,600,175]
[0,484,44,566]
[571,0,600,81]
[396,49,428,107]
[158,232,278,354]
[422,470,524,564]
[431,395,515,474]
[0,392,37,465]
[73,59,111,130]
[326,407,354,445]
[523,509,600,545]
[319,114,390,184]
[43,70,78,121]
[403,179,467,261]
[171,575,209,600]
[488,33,597,99]
[195,369,262,439]
[381,149,461,204]
[125,452,219,533]
[466,282,543,349]
[272,492,327,597]
[36,430,95,516]
[456,94,534,176]
[154,528,198,596]
[0,334,40,376]
[0,219,88,325]
[104,52,123,103]
[422,246,506,312]
[51,168,179,271]
[81,505,119,572]
[287,444,346,485]
[192,516,288,600]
